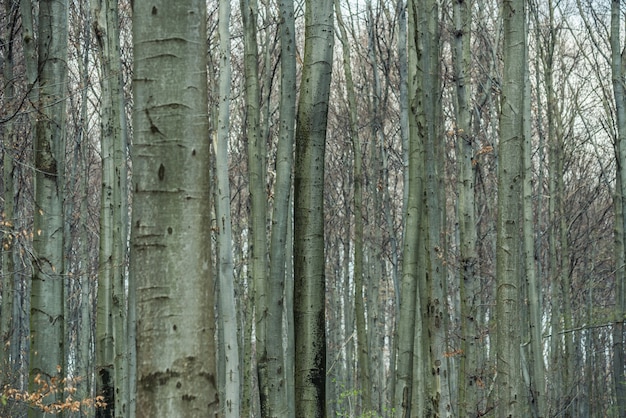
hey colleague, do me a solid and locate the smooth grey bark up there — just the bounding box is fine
[214,0,241,415]
[92,0,129,415]
[238,1,271,414]
[452,0,483,415]
[523,41,546,418]
[526,4,548,417]
[241,284,254,418]
[394,1,424,415]
[614,175,626,418]
[28,1,69,415]
[14,3,36,414]
[264,0,297,414]
[1,0,17,375]
[495,0,525,415]
[390,0,407,407]
[293,0,334,415]
[19,0,36,91]
[72,12,94,413]
[131,1,218,415]
[416,0,447,414]
[547,87,561,414]
[411,208,428,415]
[284,194,296,416]
[611,0,626,415]
[341,167,355,414]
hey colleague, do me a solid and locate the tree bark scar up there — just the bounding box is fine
[158,163,165,181]
[36,129,58,178]
[145,108,164,136]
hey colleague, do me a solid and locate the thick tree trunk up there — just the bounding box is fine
[495,0,525,415]
[293,0,334,415]
[28,1,69,415]
[131,1,218,415]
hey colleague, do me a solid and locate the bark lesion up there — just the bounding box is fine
[96,368,115,418]
[144,107,165,137]
[140,369,181,388]
[35,133,58,177]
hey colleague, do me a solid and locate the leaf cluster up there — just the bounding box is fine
[2,374,106,415]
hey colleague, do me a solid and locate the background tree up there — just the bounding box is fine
[213,0,241,415]
[417,0,449,414]
[91,0,129,415]
[1,0,18,381]
[394,0,424,415]
[264,0,297,414]
[334,1,371,413]
[495,0,526,415]
[452,0,485,415]
[293,0,334,415]
[611,0,626,415]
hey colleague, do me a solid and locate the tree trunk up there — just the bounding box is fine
[238,1,271,413]
[495,0,525,415]
[614,177,626,418]
[73,11,95,413]
[417,0,447,414]
[523,40,546,418]
[293,0,334,415]
[1,0,18,376]
[611,1,626,415]
[28,1,69,414]
[284,195,296,416]
[453,0,484,415]
[526,3,550,417]
[92,1,129,415]
[341,171,355,414]
[390,0,408,407]
[131,1,218,415]
[394,1,425,415]
[214,0,241,415]
[264,0,297,414]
